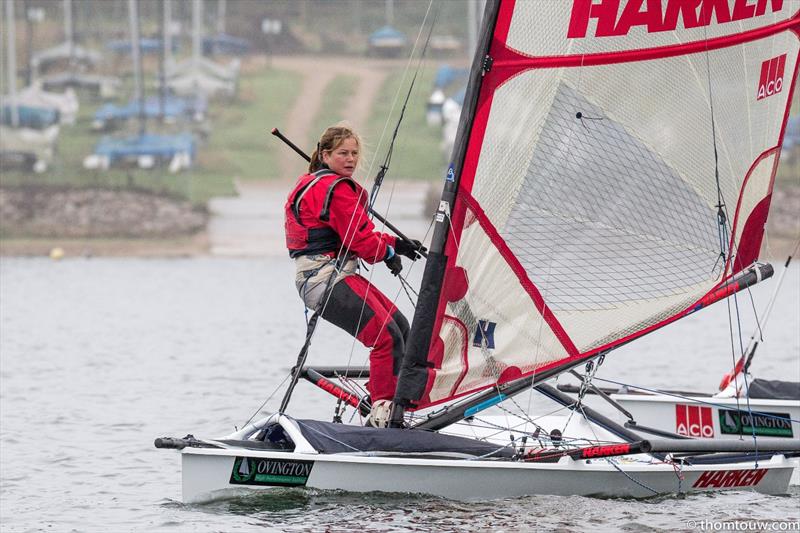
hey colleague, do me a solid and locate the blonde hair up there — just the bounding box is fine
[309,123,362,173]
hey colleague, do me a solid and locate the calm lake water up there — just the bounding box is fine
[1,257,798,532]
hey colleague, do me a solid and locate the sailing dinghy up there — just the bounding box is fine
[157,0,800,502]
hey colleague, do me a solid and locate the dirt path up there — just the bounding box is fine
[208,56,403,257]
[270,56,390,182]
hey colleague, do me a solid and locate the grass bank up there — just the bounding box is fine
[308,75,359,148]
[205,68,302,182]
[1,66,303,203]
[364,66,447,181]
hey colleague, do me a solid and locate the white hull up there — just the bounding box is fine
[181,447,796,504]
[172,414,798,503]
[611,393,800,441]
[612,392,800,484]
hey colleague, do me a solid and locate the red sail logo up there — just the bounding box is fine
[693,468,768,489]
[568,0,785,38]
[757,54,787,100]
[675,404,715,438]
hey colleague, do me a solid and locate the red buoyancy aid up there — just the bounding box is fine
[284,170,396,262]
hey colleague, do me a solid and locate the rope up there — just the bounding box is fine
[730,290,760,465]
[702,24,730,277]
[368,1,439,210]
[701,22,759,461]
[563,356,603,431]
[283,3,440,422]
[271,1,440,420]
[241,373,291,429]
[333,1,440,392]
[607,458,660,496]
[467,413,613,450]
[341,211,435,384]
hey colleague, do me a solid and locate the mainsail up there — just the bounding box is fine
[394,0,799,413]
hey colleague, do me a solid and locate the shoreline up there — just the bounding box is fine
[2,181,796,260]
[0,232,210,258]
[1,233,796,261]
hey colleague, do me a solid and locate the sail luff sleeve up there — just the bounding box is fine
[392,0,503,410]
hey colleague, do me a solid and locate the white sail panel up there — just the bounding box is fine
[428,217,570,404]
[469,72,557,231]
[474,36,798,242]
[558,279,712,352]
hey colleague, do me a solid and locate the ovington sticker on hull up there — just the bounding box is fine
[719,409,794,437]
[230,457,314,487]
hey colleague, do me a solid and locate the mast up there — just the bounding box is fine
[390,0,501,427]
[65,0,74,62]
[159,0,167,121]
[385,0,394,27]
[24,0,32,86]
[192,0,201,67]
[217,0,225,35]
[4,0,19,127]
[128,0,145,136]
[163,0,172,68]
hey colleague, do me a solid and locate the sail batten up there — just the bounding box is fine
[393,0,799,415]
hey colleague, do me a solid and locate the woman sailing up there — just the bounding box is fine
[284,124,425,427]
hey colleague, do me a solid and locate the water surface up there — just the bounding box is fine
[1,257,798,532]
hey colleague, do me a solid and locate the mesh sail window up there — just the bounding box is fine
[406,1,799,409]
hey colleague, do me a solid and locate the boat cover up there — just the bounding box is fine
[748,379,800,401]
[203,34,251,56]
[295,419,513,458]
[368,26,408,47]
[106,38,173,55]
[1,104,60,129]
[94,96,207,123]
[93,133,195,162]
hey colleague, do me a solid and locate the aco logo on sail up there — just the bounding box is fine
[757,54,786,100]
[568,0,786,39]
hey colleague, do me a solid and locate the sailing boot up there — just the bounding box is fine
[367,399,392,428]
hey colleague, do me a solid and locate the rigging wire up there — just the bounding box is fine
[332,1,439,378]
[703,30,730,277]
[340,211,436,391]
[464,412,614,449]
[265,1,439,419]
[701,23,759,459]
[275,1,441,423]
[607,459,660,495]
[327,0,441,405]
[368,2,440,211]
[241,373,291,429]
[739,239,800,359]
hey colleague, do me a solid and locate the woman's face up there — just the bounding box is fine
[322,137,359,177]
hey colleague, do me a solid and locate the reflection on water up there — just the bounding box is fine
[173,486,800,532]
[0,257,798,531]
